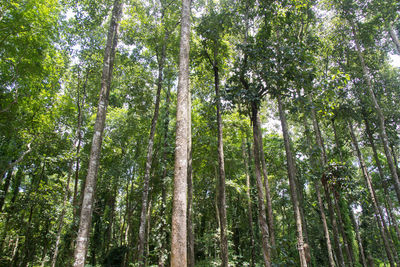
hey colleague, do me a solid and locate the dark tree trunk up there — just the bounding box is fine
[170,0,191,265]
[242,136,255,266]
[213,62,229,267]
[73,1,122,265]
[251,101,272,267]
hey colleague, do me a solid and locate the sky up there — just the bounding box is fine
[390,54,400,67]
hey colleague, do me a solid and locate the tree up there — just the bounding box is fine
[170,0,191,266]
[73,1,123,265]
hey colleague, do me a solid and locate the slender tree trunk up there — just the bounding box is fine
[72,68,88,219]
[213,61,229,267]
[51,165,73,267]
[170,0,191,265]
[348,121,396,267]
[0,170,12,212]
[349,207,367,267]
[137,19,168,267]
[242,136,255,267]
[333,190,355,266]
[388,22,400,55]
[250,102,271,267]
[350,22,400,205]
[308,95,345,267]
[187,84,195,267]
[256,116,276,249]
[301,108,335,267]
[73,1,122,266]
[277,94,307,267]
[159,86,171,267]
[364,118,400,242]
[315,182,336,267]
[0,142,32,183]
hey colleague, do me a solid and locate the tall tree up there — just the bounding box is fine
[73,1,123,266]
[170,0,191,266]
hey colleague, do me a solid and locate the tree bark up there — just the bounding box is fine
[309,95,345,267]
[0,170,12,212]
[170,0,191,265]
[348,121,396,267]
[187,82,195,267]
[388,22,400,55]
[242,136,255,267]
[301,103,335,267]
[213,60,229,267]
[137,16,169,267]
[159,86,171,267]
[349,207,367,267]
[73,1,122,266]
[250,101,271,267]
[364,117,400,242]
[277,94,307,267]
[350,21,400,205]
[256,116,276,249]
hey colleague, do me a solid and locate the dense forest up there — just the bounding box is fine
[1,0,400,266]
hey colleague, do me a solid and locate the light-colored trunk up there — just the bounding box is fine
[73,1,122,266]
[170,0,191,265]
[256,116,276,249]
[277,94,307,267]
[350,22,400,205]
[137,17,168,267]
[364,118,400,242]
[348,121,395,267]
[349,207,367,267]
[388,23,400,55]
[309,95,344,267]
[301,103,335,267]
[250,103,271,267]
[187,84,195,267]
[159,86,171,267]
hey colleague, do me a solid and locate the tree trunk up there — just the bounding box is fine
[350,22,400,205]
[309,95,345,267]
[388,22,400,55]
[159,86,171,267]
[0,170,12,212]
[364,117,400,242]
[137,18,168,267]
[250,102,271,267]
[349,207,367,267]
[301,107,335,267]
[73,1,122,265]
[242,136,255,267]
[277,94,307,267]
[315,182,336,267]
[348,121,396,267]
[213,61,229,267]
[170,0,191,265]
[256,116,276,249]
[187,83,195,267]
